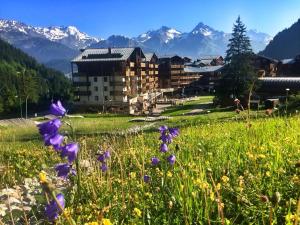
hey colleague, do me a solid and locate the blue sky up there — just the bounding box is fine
[0,0,299,38]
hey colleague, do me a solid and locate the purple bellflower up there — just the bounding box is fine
[151,157,160,166]
[61,143,79,163]
[143,175,151,183]
[50,100,66,117]
[169,128,179,138]
[160,143,168,153]
[45,193,65,221]
[43,133,64,150]
[37,118,61,136]
[101,163,108,172]
[167,154,176,165]
[97,151,110,162]
[55,163,75,178]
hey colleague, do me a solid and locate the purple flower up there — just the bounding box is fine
[45,193,65,221]
[37,119,61,136]
[167,154,176,165]
[158,125,168,134]
[55,163,75,178]
[160,143,168,153]
[143,175,150,183]
[43,133,64,149]
[97,151,110,162]
[151,157,160,166]
[61,143,79,163]
[101,163,108,172]
[160,133,173,144]
[169,128,179,138]
[50,100,66,117]
[104,151,110,158]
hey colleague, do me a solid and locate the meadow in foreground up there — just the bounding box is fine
[0,102,299,225]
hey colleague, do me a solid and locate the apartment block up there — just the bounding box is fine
[71,47,158,114]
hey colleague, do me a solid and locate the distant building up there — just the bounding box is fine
[253,55,278,77]
[71,47,159,114]
[258,77,300,96]
[158,55,202,93]
[277,54,300,76]
[184,65,224,93]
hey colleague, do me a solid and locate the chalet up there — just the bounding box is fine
[71,47,158,114]
[184,65,224,92]
[158,55,185,89]
[277,55,300,76]
[253,55,278,77]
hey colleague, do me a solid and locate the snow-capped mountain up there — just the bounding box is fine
[34,25,99,49]
[0,19,100,73]
[136,26,182,44]
[0,19,272,74]
[0,19,99,49]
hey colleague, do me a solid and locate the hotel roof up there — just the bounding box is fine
[72,47,143,63]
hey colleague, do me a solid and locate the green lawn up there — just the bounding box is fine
[162,96,214,116]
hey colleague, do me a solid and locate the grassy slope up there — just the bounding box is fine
[0,111,299,224]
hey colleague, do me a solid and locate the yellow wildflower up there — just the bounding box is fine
[39,171,47,183]
[130,172,136,179]
[221,175,230,183]
[133,207,142,217]
[102,218,113,225]
[84,222,98,225]
[210,191,215,201]
[266,171,271,177]
[167,171,173,177]
[145,192,152,198]
[216,183,221,191]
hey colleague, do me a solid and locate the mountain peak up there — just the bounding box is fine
[191,22,215,36]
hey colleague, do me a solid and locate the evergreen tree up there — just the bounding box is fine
[215,16,256,106]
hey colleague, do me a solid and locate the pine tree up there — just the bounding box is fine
[215,16,256,106]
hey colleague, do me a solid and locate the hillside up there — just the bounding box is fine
[0,38,71,116]
[260,18,300,59]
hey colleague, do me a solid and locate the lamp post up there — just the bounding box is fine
[15,95,23,118]
[285,88,290,115]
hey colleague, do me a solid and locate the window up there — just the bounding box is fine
[93,77,97,82]
[104,96,108,101]
[104,86,108,91]
[94,86,98,91]
[95,96,99,101]
[103,77,108,82]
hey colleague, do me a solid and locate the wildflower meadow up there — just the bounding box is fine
[0,100,299,225]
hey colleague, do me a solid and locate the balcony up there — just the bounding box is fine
[170,65,183,69]
[110,81,124,86]
[72,72,86,77]
[73,81,91,87]
[110,91,125,96]
[74,91,91,96]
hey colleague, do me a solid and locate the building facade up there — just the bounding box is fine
[71,47,158,114]
[158,55,202,91]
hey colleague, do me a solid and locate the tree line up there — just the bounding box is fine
[0,38,72,118]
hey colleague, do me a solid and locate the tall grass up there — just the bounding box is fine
[1,114,300,224]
